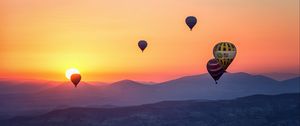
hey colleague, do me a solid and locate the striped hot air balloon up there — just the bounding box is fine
[213,42,237,71]
[207,58,225,84]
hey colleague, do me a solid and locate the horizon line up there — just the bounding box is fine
[1,72,299,84]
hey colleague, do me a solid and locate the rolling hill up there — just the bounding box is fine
[2,93,299,126]
[0,72,299,118]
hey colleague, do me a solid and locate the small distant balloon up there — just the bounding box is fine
[138,40,148,52]
[185,16,197,31]
[207,58,225,84]
[213,42,237,71]
[71,74,81,87]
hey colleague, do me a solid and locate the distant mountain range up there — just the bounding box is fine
[0,72,299,118]
[1,93,299,126]
[261,72,300,81]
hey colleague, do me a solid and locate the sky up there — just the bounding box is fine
[0,0,299,82]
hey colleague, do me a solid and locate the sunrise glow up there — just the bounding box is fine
[0,0,299,82]
[65,68,80,80]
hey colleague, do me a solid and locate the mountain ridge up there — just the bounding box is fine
[2,93,299,126]
[0,72,299,118]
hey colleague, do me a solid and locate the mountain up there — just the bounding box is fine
[262,72,300,81]
[0,80,59,94]
[153,72,299,100]
[281,76,300,84]
[0,72,299,118]
[2,93,299,126]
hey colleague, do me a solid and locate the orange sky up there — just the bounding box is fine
[0,0,299,82]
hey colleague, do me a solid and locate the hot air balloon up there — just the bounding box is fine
[213,42,237,71]
[185,16,197,31]
[138,40,147,52]
[71,74,81,87]
[207,59,225,84]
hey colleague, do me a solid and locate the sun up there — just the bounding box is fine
[65,68,80,80]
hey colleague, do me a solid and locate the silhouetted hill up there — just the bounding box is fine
[110,79,151,89]
[0,80,58,94]
[154,72,299,100]
[282,77,300,84]
[262,72,300,81]
[2,93,299,126]
[0,72,299,118]
[111,79,148,86]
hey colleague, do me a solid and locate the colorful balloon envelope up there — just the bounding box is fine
[138,40,148,52]
[207,59,225,84]
[185,16,197,31]
[213,42,237,71]
[71,74,81,87]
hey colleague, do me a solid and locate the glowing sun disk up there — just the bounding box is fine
[65,68,80,80]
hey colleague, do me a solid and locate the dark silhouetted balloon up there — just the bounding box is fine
[207,58,225,84]
[185,16,197,31]
[71,74,81,87]
[213,42,237,71]
[138,40,147,52]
